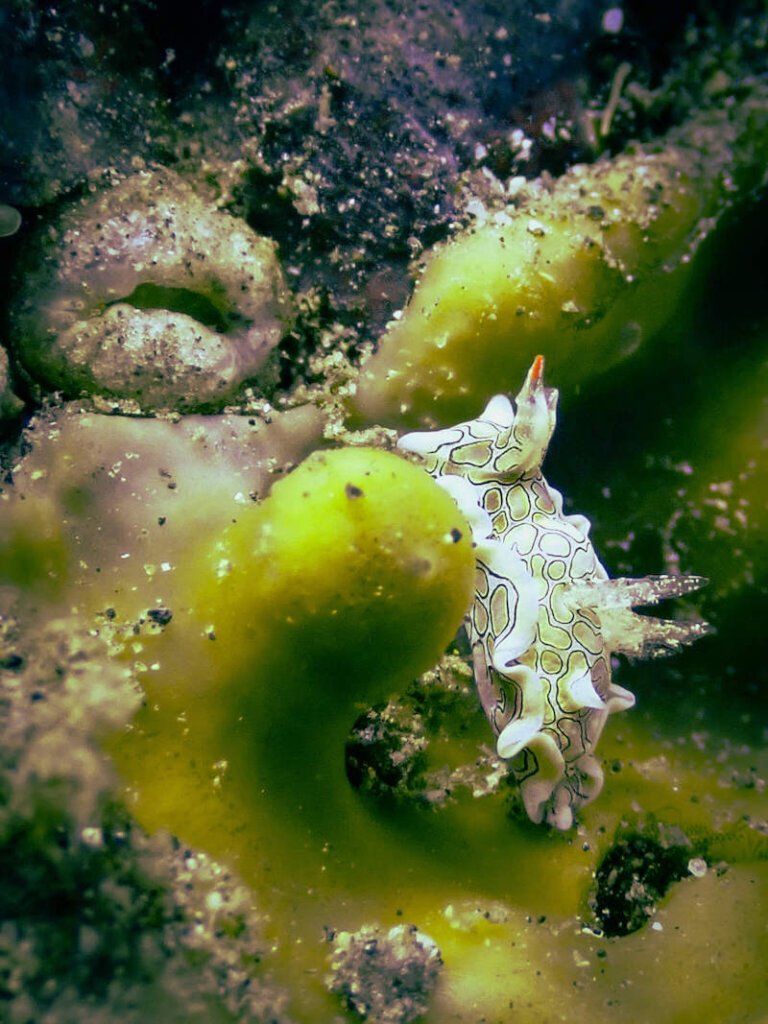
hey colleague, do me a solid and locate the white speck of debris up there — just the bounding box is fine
[602,7,624,34]
[507,175,527,197]
[651,921,664,932]
[81,827,104,848]
[77,34,95,57]
[206,891,223,911]
[542,116,557,142]
[688,857,708,878]
[466,198,488,222]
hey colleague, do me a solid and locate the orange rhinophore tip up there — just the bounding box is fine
[530,354,545,383]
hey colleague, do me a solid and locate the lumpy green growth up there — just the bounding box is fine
[352,84,768,427]
[0,618,290,1022]
[191,446,476,703]
[113,445,476,853]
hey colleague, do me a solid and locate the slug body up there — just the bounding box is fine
[399,356,709,829]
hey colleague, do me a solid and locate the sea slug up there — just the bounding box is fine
[398,356,709,829]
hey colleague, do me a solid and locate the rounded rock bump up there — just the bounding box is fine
[10,168,294,412]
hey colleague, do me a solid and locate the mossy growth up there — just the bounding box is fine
[345,702,430,799]
[326,923,442,1024]
[590,821,696,937]
[0,797,170,1005]
[351,76,768,428]
[589,813,768,938]
[0,617,289,1023]
[344,653,509,807]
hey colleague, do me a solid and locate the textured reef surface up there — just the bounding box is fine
[1,1,767,1022]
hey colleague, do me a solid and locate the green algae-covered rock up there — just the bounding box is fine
[352,87,768,428]
[0,403,326,616]
[107,445,476,923]
[194,446,475,700]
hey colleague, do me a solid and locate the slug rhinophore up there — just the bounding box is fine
[398,356,710,829]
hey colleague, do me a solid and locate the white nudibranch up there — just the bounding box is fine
[398,355,710,830]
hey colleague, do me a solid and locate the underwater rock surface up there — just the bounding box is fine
[0,2,767,1022]
[10,168,294,412]
[0,345,22,421]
